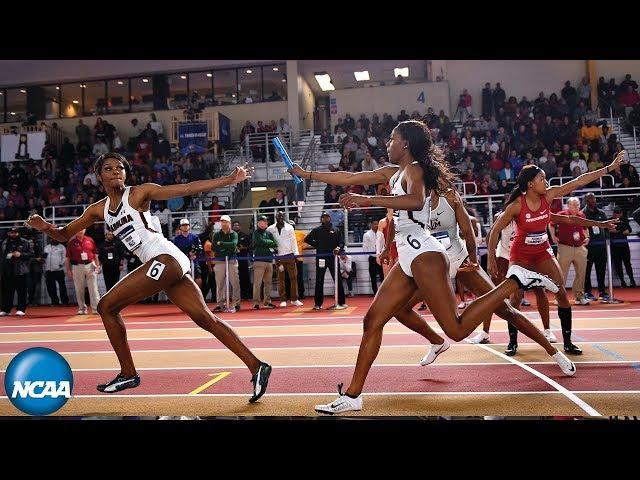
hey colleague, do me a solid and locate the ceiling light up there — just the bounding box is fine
[246,69,252,74]
[117,81,124,85]
[142,78,149,83]
[251,186,267,192]
[10,112,16,115]
[80,84,86,88]
[273,67,279,72]
[20,89,26,93]
[72,100,79,104]
[206,73,212,77]
[180,75,187,79]
[281,79,286,83]
[55,86,60,90]
[394,67,409,78]
[314,73,335,91]
[354,71,370,81]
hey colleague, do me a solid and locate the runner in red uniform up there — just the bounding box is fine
[487,153,624,355]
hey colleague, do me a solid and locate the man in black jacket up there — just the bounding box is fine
[99,231,125,292]
[493,82,506,110]
[304,211,346,310]
[482,82,493,118]
[1,227,33,316]
[582,193,608,301]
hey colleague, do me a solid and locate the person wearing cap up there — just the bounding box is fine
[0,227,33,316]
[210,214,241,312]
[173,218,203,288]
[610,206,636,288]
[303,211,346,310]
[65,229,101,315]
[550,197,590,305]
[267,211,303,307]
[582,192,608,301]
[252,215,277,309]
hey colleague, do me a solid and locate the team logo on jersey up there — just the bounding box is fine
[525,213,531,219]
[107,214,134,232]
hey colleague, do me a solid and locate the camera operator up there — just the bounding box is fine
[173,218,204,287]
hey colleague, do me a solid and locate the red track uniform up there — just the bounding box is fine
[510,194,554,265]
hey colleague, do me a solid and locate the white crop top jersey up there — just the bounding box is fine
[429,193,465,256]
[496,219,516,259]
[389,163,432,236]
[103,187,191,274]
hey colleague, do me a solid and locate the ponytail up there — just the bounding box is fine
[504,165,542,209]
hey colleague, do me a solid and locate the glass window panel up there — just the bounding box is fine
[214,69,237,105]
[130,76,153,113]
[41,85,60,119]
[238,67,262,104]
[60,83,82,118]
[168,73,189,110]
[262,64,287,101]
[83,81,106,116]
[106,78,129,114]
[188,72,214,109]
[6,88,28,123]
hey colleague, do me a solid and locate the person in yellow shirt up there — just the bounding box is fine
[579,119,602,147]
[292,221,308,300]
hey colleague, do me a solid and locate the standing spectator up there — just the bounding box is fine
[27,234,44,306]
[620,74,639,92]
[75,119,92,148]
[239,120,255,144]
[66,229,101,315]
[458,89,472,121]
[303,211,346,310]
[582,193,608,301]
[610,207,636,288]
[0,227,32,316]
[397,110,410,122]
[43,237,69,306]
[493,82,506,111]
[98,231,125,292]
[578,77,591,108]
[362,219,383,295]
[211,215,240,312]
[233,220,252,300]
[267,211,303,307]
[149,113,163,137]
[291,221,307,300]
[61,137,75,169]
[481,82,493,117]
[550,197,590,305]
[154,133,171,159]
[276,118,290,134]
[561,80,578,113]
[251,215,276,309]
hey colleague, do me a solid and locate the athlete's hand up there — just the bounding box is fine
[339,193,371,209]
[608,150,626,171]
[25,214,49,232]
[287,163,307,179]
[487,256,498,278]
[228,163,253,184]
[457,260,479,273]
[378,249,391,265]
[601,218,619,231]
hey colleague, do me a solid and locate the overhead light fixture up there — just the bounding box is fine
[232,94,236,98]
[314,72,335,91]
[251,186,267,192]
[180,75,187,80]
[72,100,79,104]
[206,73,212,77]
[20,89,26,93]
[394,67,409,78]
[354,71,370,81]
[10,112,16,115]
[142,78,149,83]
[117,81,124,85]
[80,84,86,88]
[281,79,286,83]
[273,67,279,72]
[246,69,252,74]
[55,86,60,90]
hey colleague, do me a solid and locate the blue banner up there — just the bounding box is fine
[178,121,208,155]
[218,113,231,148]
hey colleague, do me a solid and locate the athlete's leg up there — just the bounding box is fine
[165,274,261,374]
[96,254,183,376]
[395,290,445,344]
[533,288,550,330]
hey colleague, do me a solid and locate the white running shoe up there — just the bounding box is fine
[506,265,559,293]
[420,339,451,366]
[315,384,362,414]
[0,311,7,316]
[552,351,576,376]
[576,297,591,306]
[469,331,490,344]
[457,301,466,309]
[15,311,25,316]
[544,329,558,342]
[291,300,304,307]
[279,301,287,308]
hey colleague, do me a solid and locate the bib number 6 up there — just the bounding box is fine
[146,260,166,281]
[407,235,421,249]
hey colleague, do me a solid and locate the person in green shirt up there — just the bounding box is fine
[252,215,277,309]
[211,215,241,312]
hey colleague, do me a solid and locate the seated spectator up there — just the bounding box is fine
[353,121,366,143]
[540,152,558,179]
[448,130,461,152]
[488,151,503,173]
[461,129,476,151]
[334,126,347,144]
[361,150,378,172]
[570,153,588,175]
[92,138,109,157]
[366,129,378,148]
[499,160,515,181]
[618,85,640,110]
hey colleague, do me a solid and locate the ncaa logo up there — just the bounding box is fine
[525,213,531,219]
[3,347,73,415]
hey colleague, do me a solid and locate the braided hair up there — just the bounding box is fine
[394,120,457,195]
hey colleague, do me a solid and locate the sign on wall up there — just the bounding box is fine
[218,113,231,147]
[1,131,46,162]
[178,121,208,156]
[330,98,337,115]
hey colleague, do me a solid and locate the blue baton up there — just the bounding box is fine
[272,136,303,185]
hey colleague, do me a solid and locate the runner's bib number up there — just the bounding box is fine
[120,231,142,251]
[525,232,548,245]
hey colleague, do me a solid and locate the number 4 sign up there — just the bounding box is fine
[417,92,425,104]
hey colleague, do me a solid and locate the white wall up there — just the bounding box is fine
[596,60,640,83]
[446,60,586,117]
[298,74,315,130]
[329,81,450,124]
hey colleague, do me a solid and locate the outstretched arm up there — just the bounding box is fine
[289,163,397,187]
[546,150,625,201]
[551,212,618,231]
[137,163,252,203]
[26,201,104,243]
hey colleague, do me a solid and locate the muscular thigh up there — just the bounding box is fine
[101,254,183,311]
[367,262,418,329]
[411,251,458,325]
[165,274,209,318]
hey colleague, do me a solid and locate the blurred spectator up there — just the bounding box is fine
[251,215,276,309]
[0,227,32,316]
[232,221,252,300]
[267,211,303,307]
[610,206,636,288]
[44,237,69,306]
[211,215,240,312]
[99,231,125,292]
[66,229,100,315]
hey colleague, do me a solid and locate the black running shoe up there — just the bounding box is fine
[97,373,141,393]
[564,343,583,355]
[504,343,518,356]
[249,362,272,403]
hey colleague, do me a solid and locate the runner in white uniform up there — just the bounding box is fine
[26,153,272,402]
[289,120,564,415]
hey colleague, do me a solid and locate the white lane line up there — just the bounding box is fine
[471,341,601,416]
